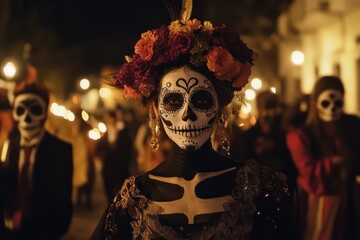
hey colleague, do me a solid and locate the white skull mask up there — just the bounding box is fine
[13,93,47,141]
[316,89,343,122]
[158,66,219,151]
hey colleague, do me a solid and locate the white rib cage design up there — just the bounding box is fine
[148,167,236,224]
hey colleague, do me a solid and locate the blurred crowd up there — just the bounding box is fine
[0,65,359,240]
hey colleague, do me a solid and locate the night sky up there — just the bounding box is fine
[1,0,290,97]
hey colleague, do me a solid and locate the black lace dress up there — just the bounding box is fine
[91,141,290,240]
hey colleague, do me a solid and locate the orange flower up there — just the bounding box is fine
[185,19,202,30]
[134,30,157,61]
[202,21,214,32]
[169,20,192,35]
[123,85,141,99]
[206,46,237,80]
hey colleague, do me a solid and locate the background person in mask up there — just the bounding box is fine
[0,79,73,240]
[231,90,299,238]
[231,90,297,192]
[286,76,360,240]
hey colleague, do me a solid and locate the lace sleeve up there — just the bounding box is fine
[93,177,145,240]
[103,176,166,240]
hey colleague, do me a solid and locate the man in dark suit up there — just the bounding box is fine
[0,79,73,240]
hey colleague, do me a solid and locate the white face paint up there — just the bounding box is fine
[158,66,219,150]
[316,89,343,122]
[13,94,47,141]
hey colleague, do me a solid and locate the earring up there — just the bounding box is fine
[149,103,161,152]
[218,109,231,156]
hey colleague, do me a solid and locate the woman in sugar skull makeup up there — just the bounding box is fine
[91,4,290,240]
[286,76,360,240]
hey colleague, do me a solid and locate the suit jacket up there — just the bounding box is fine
[0,131,73,240]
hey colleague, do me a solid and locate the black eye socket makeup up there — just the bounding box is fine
[334,100,343,108]
[31,105,43,116]
[16,106,25,116]
[191,90,214,111]
[163,92,184,112]
[321,100,330,108]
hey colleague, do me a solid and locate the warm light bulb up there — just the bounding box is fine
[245,89,256,101]
[291,50,305,65]
[251,78,262,90]
[3,62,17,79]
[80,78,90,90]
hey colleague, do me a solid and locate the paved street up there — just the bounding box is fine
[62,162,108,240]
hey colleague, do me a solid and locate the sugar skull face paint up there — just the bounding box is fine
[13,93,46,141]
[316,89,343,122]
[158,66,219,151]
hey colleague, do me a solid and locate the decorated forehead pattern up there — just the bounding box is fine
[176,77,198,93]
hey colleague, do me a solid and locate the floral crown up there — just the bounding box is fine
[114,19,258,102]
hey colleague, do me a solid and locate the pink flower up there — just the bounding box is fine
[206,46,236,80]
[123,85,141,99]
[134,30,157,61]
[232,62,252,88]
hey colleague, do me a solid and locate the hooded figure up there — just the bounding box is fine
[0,80,73,240]
[286,76,360,240]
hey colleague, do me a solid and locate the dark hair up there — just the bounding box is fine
[13,81,50,107]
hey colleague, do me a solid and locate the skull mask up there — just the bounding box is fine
[316,89,343,122]
[158,66,219,151]
[13,93,47,142]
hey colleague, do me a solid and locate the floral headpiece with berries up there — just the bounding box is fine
[114,2,258,103]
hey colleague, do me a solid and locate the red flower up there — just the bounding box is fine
[169,33,192,61]
[132,55,157,97]
[152,27,171,66]
[132,54,151,79]
[212,24,253,63]
[115,63,134,87]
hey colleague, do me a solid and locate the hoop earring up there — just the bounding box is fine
[149,102,161,152]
